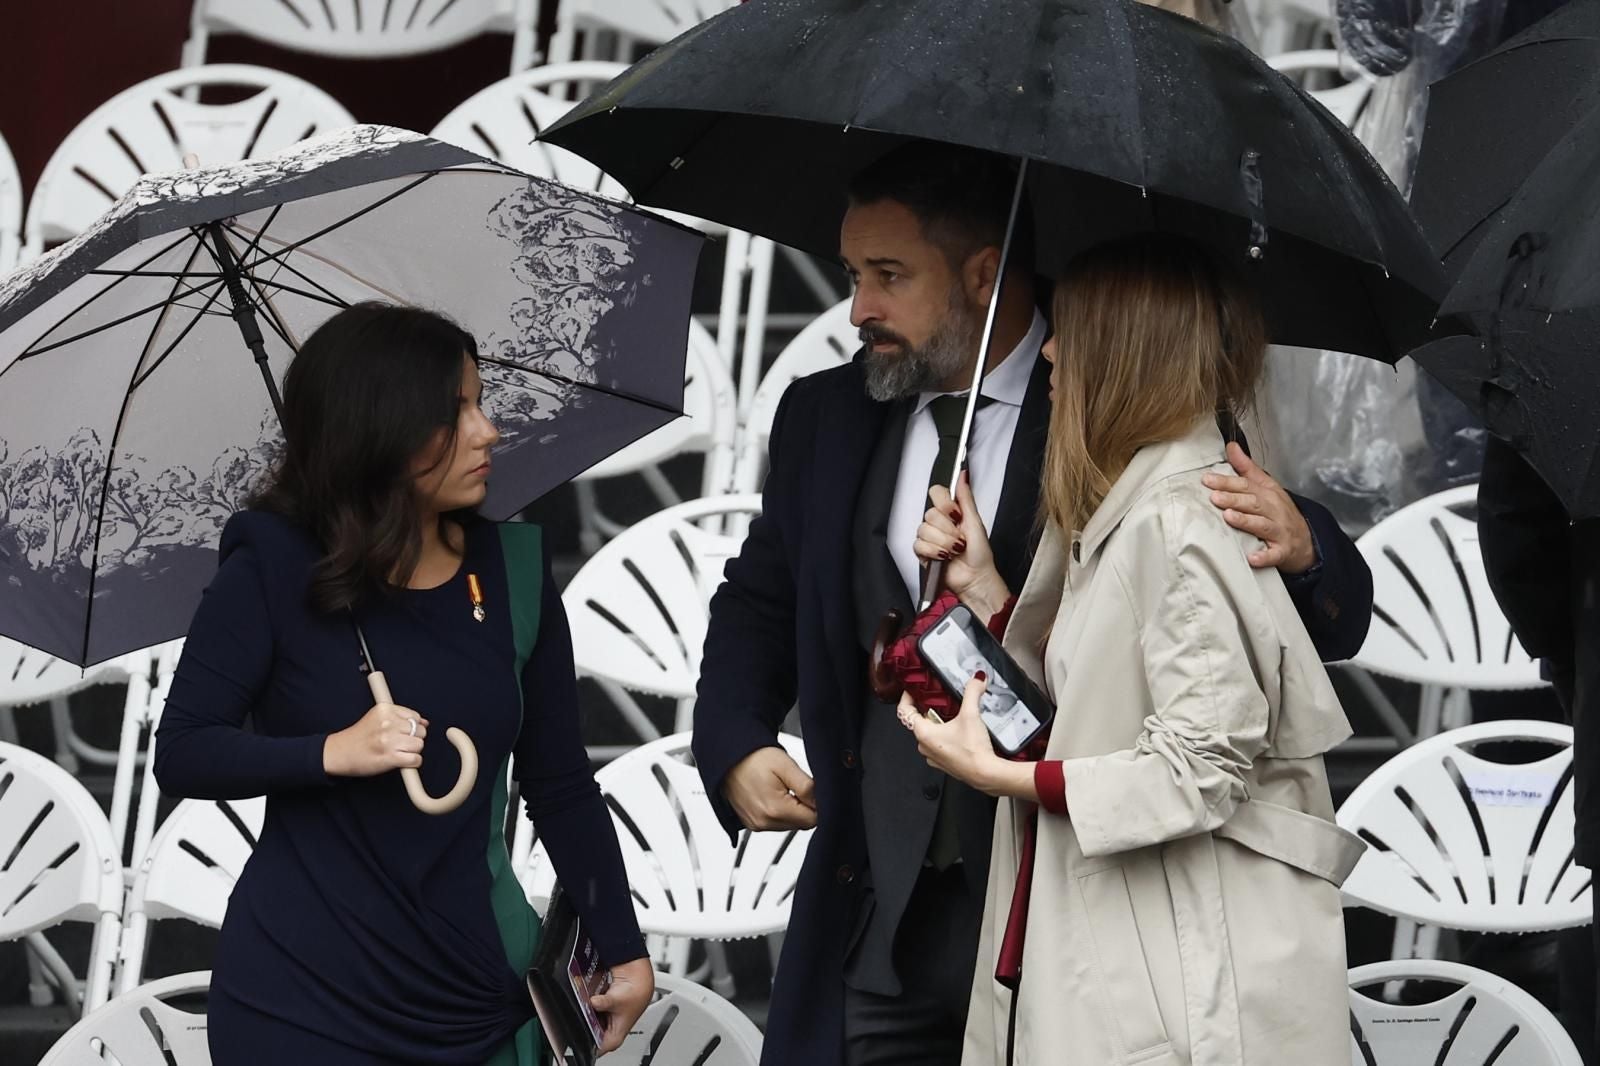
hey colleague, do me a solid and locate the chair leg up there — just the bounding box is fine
[1417,685,1445,740]
[706,940,736,999]
[48,697,80,774]
[575,480,606,557]
[595,679,664,746]
[1442,688,1472,731]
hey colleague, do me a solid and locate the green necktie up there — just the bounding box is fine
[923,393,991,870]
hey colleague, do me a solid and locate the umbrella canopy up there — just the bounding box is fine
[543,0,1444,361]
[1405,2,1600,516]
[0,125,705,666]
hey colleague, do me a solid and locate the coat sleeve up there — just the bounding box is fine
[1478,435,1575,708]
[1060,487,1274,858]
[1282,491,1373,662]
[515,550,647,966]
[154,518,331,799]
[691,385,803,841]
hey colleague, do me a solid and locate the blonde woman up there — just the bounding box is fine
[901,236,1363,1066]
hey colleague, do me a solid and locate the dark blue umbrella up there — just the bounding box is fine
[0,125,705,668]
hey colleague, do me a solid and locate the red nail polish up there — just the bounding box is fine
[975,670,987,682]
[954,540,967,554]
[939,550,951,561]
[951,508,963,524]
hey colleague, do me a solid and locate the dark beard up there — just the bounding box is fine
[860,291,981,402]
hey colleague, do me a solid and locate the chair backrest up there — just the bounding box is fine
[614,970,763,1065]
[1349,485,1544,689]
[564,495,762,699]
[578,319,736,491]
[734,299,855,492]
[189,0,528,60]
[117,796,264,995]
[38,970,213,1066]
[1266,49,1374,127]
[1337,720,1591,932]
[0,742,122,936]
[0,637,138,707]
[432,63,634,190]
[1348,959,1584,1066]
[548,0,740,63]
[25,65,354,255]
[520,732,812,941]
[131,796,264,928]
[0,130,20,274]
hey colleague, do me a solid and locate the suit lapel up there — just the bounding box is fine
[805,360,893,719]
[990,355,1052,592]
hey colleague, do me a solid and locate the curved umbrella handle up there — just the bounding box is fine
[365,671,479,815]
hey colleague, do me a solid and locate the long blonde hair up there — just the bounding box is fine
[1041,235,1267,534]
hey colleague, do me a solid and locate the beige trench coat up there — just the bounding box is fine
[962,419,1365,1066]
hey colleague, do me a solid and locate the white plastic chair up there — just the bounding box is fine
[562,494,762,755]
[23,65,355,258]
[1348,959,1584,1066]
[733,298,856,494]
[610,970,763,1066]
[0,130,21,274]
[0,742,124,1013]
[1267,49,1375,128]
[516,731,811,998]
[1250,0,1335,56]
[184,0,539,72]
[547,0,740,65]
[1340,485,1546,750]
[1338,721,1591,972]
[117,795,265,995]
[38,970,212,1066]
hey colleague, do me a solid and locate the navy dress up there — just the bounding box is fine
[154,511,645,1066]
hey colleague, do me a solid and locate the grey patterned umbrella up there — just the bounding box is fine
[0,125,704,669]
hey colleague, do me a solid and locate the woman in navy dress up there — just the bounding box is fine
[155,303,653,1065]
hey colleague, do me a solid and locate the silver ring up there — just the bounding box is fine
[407,718,418,738]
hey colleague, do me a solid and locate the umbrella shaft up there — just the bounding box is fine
[206,222,285,420]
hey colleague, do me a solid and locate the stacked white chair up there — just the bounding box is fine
[561,494,763,754]
[1250,0,1335,56]
[515,731,812,996]
[0,130,21,274]
[617,970,764,1065]
[40,969,759,1066]
[1348,959,1584,1065]
[1337,721,1592,974]
[184,0,539,72]
[1340,485,1546,751]
[546,0,740,65]
[0,742,124,1013]
[1267,49,1375,127]
[733,298,856,495]
[23,65,354,258]
[38,970,214,1066]
[117,795,266,995]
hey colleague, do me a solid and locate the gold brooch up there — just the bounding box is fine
[467,573,486,622]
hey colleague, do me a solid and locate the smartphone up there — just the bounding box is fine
[916,604,1054,757]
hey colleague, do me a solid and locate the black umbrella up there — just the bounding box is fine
[0,125,704,809]
[1405,1,1600,516]
[544,0,1444,365]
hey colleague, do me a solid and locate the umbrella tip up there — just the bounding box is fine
[182,153,200,170]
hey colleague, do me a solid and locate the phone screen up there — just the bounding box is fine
[921,615,1044,753]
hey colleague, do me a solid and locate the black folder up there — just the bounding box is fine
[526,884,611,1066]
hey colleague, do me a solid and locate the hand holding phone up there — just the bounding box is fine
[915,605,1054,756]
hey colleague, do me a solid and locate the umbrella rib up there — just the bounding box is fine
[7,230,197,354]
[128,279,230,393]
[86,269,227,279]
[233,171,438,272]
[213,218,304,354]
[476,353,685,418]
[11,275,227,363]
[240,245,354,310]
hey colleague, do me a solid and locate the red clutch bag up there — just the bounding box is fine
[868,588,964,719]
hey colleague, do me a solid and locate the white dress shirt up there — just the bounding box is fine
[886,311,1047,605]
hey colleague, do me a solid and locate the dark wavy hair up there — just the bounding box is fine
[250,302,479,614]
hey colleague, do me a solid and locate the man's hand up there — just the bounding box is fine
[722,746,817,831]
[1202,441,1317,574]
